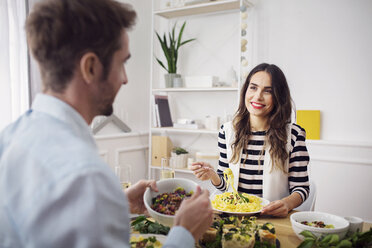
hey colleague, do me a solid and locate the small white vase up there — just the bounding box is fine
[164,73,181,88]
[170,152,188,169]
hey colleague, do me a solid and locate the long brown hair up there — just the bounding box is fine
[230,63,293,172]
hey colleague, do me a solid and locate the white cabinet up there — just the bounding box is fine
[148,0,254,186]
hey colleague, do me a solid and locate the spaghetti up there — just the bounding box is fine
[211,168,263,213]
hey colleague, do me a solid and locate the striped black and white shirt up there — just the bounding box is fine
[215,123,310,202]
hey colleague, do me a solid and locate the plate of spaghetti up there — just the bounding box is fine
[211,168,270,216]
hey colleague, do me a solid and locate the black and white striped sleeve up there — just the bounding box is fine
[214,125,229,191]
[288,124,310,202]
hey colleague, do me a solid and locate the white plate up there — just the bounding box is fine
[130,233,167,245]
[210,191,270,216]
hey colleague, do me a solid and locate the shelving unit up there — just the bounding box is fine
[149,0,254,182]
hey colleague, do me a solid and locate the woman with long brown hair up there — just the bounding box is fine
[191,63,310,217]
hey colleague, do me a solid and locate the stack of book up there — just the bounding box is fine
[152,95,173,127]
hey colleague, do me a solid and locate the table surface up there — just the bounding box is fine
[131,213,372,248]
[257,211,372,248]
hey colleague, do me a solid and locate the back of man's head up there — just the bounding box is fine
[26,0,136,93]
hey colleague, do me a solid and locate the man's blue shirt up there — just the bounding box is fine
[0,94,193,247]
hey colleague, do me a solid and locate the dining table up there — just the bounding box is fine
[257,211,372,247]
[131,212,372,248]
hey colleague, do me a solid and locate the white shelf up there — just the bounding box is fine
[149,0,254,181]
[151,127,219,134]
[94,131,148,140]
[152,87,238,92]
[154,0,244,18]
[150,165,194,174]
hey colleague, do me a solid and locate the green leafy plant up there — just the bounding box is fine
[172,147,188,155]
[131,215,170,235]
[298,228,372,248]
[155,21,195,74]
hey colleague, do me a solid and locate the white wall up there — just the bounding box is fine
[252,0,372,221]
[253,0,372,142]
[307,140,372,222]
[113,0,152,133]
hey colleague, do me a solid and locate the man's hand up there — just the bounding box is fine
[174,186,214,241]
[124,180,158,214]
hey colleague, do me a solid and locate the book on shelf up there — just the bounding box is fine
[154,95,173,127]
[151,95,161,127]
[154,104,160,127]
[151,95,157,127]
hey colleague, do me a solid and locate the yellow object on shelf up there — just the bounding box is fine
[151,136,173,166]
[296,110,320,140]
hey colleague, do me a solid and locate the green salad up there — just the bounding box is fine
[298,228,372,248]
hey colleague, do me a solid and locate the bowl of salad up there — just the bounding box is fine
[290,211,350,240]
[143,178,197,227]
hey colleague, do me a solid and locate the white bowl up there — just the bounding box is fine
[143,178,198,227]
[290,211,350,240]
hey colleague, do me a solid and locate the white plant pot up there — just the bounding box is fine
[170,152,188,169]
[164,73,181,88]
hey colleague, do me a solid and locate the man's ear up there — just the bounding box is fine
[80,52,101,84]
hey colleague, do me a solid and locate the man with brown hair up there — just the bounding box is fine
[0,0,213,247]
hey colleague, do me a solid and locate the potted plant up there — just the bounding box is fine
[170,147,189,169]
[155,21,195,88]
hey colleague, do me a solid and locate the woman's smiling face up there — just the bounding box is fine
[245,71,274,120]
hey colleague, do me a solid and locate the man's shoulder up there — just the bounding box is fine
[1,109,107,187]
[1,109,78,143]
[5,109,96,156]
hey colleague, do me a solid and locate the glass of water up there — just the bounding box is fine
[160,157,175,179]
[114,164,132,189]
